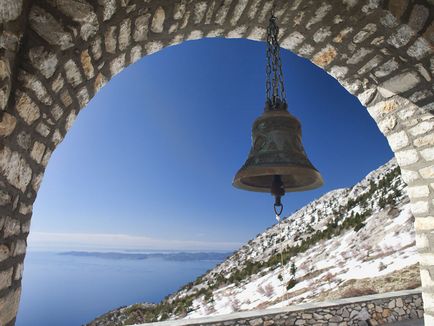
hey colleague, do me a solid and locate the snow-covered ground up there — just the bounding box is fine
[170,159,418,320]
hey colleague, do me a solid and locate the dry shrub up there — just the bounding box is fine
[378,262,387,271]
[320,272,335,282]
[340,286,377,298]
[231,298,240,312]
[264,283,274,297]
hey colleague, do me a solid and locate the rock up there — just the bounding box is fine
[30,141,45,164]
[119,18,131,51]
[52,74,65,93]
[313,26,331,43]
[407,37,431,60]
[281,32,305,50]
[0,113,16,136]
[419,165,434,179]
[65,111,76,131]
[378,71,420,98]
[91,37,103,61]
[0,268,12,292]
[14,262,24,280]
[29,6,73,50]
[421,147,434,161]
[173,0,186,20]
[64,59,83,88]
[353,23,377,43]
[32,172,43,192]
[0,245,10,262]
[80,50,94,80]
[151,6,165,33]
[3,217,20,238]
[408,4,429,32]
[347,48,373,65]
[98,0,116,21]
[47,0,98,41]
[0,288,21,326]
[0,0,22,23]
[388,131,409,151]
[16,92,40,125]
[134,14,151,42]
[35,122,50,137]
[52,129,63,146]
[387,25,415,48]
[28,47,58,79]
[0,146,32,192]
[395,149,419,166]
[312,45,337,67]
[94,73,108,93]
[374,58,399,78]
[249,318,263,326]
[110,54,125,76]
[18,71,52,105]
[77,87,89,108]
[105,26,117,54]
[130,46,142,64]
[51,105,63,121]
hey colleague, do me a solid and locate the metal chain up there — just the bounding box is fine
[265,11,287,108]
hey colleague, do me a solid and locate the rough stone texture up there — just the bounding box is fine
[0,0,433,324]
[29,6,73,50]
[137,291,423,326]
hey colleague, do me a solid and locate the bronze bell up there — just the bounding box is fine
[233,100,323,195]
[233,11,323,215]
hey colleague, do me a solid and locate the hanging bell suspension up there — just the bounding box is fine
[233,11,323,215]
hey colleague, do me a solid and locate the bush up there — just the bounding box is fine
[286,279,297,290]
[264,283,274,297]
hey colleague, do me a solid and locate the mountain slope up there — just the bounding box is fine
[89,159,419,325]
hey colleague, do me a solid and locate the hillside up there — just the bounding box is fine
[89,159,419,325]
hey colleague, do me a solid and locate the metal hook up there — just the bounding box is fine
[274,203,283,216]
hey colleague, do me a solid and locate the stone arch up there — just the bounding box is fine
[0,0,433,324]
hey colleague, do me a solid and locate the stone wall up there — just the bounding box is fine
[0,0,433,325]
[137,290,423,326]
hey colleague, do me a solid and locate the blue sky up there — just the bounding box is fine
[28,38,393,251]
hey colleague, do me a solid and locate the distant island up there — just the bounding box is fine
[60,251,232,262]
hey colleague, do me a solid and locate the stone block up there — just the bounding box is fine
[28,47,58,79]
[64,59,83,88]
[30,141,45,164]
[0,268,13,291]
[29,6,73,50]
[387,131,409,151]
[0,288,21,325]
[0,146,32,192]
[420,166,434,179]
[0,112,16,136]
[312,45,337,67]
[378,72,420,98]
[407,185,430,199]
[421,148,434,161]
[415,217,434,230]
[410,121,434,137]
[387,25,415,48]
[151,6,165,32]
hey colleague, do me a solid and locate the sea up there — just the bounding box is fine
[16,251,229,326]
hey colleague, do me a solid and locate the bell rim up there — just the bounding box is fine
[233,165,324,193]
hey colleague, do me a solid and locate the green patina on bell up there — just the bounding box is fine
[233,11,323,215]
[233,99,323,193]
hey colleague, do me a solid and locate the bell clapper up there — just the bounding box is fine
[271,175,285,216]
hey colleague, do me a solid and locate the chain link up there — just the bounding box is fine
[266,12,287,108]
